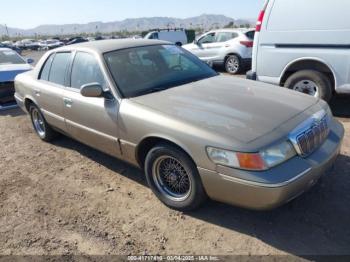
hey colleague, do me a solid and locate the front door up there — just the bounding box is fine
[63,51,121,158]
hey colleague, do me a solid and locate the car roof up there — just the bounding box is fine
[56,39,170,53]
[209,28,255,33]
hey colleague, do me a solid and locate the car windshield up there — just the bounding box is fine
[104,44,218,98]
[0,50,25,65]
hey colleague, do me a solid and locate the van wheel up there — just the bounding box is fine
[284,70,332,102]
[29,104,58,142]
[144,144,207,211]
[175,42,182,46]
[225,55,241,75]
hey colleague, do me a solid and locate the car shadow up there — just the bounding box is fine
[52,136,147,187]
[330,94,350,119]
[53,135,350,257]
[0,107,25,117]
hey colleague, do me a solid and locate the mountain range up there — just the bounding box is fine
[0,14,255,37]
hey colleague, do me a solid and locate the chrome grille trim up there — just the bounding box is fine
[289,110,330,157]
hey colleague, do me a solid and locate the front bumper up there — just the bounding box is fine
[198,120,344,210]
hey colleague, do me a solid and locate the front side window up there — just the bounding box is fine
[0,50,25,65]
[70,52,106,89]
[104,44,217,98]
[198,33,216,44]
[48,53,72,86]
[151,33,159,39]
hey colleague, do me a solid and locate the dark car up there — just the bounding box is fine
[0,43,22,55]
[66,37,88,45]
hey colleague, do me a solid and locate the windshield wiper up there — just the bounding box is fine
[138,85,172,96]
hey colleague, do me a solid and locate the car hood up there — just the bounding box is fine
[0,64,32,82]
[130,75,318,143]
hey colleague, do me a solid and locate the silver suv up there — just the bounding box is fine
[183,29,255,74]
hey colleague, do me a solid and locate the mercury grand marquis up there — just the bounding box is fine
[14,39,344,211]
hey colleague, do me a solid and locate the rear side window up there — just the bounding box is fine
[215,32,238,42]
[70,52,106,89]
[40,54,54,81]
[49,53,71,86]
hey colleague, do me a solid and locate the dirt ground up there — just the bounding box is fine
[0,52,349,259]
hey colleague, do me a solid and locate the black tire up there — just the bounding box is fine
[145,144,207,211]
[175,42,182,47]
[284,70,333,102]
[29,104,58,142]
[224,55,241,75]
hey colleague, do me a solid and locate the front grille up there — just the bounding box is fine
[0,81,15,89]
[0,81,15,104]
[295,116,329,156]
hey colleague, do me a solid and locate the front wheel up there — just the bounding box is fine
[225,55,241,75]
[145,144,207,211]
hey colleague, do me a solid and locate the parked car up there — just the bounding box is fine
[66,37,88,45]
[15,40,344,211]
[0,48,33,109]
[14,39,40,50]
[144,29,188,46]
[247,0,350,102]
[0,43,22,55]
[183,29,255,74]
[38,39,64,50]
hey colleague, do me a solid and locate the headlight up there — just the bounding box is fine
[207,142,296,171]
[260,141,296,168]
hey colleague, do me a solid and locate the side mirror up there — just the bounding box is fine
[27,58,34,64]
[80,83,103,98]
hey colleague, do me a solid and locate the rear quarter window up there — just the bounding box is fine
[39,54,54,81]
[267,0,349,31]
[245,31,255,40]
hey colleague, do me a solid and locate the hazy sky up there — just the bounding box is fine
[1,0,262,29]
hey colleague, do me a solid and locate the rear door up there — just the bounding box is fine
[35,52,72,131]
[62,51,121,157]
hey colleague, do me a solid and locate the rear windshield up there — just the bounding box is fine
[245,30,255,40]
[0,50,25,65]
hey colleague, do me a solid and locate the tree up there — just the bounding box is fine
[224,21,235,28]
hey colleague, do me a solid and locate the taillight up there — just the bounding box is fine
[240,41,253,48]
[256,10,265,32]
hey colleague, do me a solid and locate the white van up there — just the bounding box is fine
[144,29,188,46]
[247,0,350,101]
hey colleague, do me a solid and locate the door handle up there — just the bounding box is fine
[63,98,73,108]
[34,89,41,97]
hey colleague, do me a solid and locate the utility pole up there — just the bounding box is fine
[5,24,9,38]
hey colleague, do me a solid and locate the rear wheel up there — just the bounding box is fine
[29,104,58,142]
[225,55,241,75]
[145,144,207,211]
[284,70,333,102]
